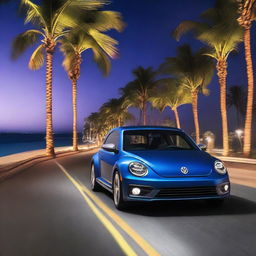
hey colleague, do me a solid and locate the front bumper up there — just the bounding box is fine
[122,175,230,201]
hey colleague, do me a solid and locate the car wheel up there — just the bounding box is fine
[90,164,101,191]
[113,171,126,210]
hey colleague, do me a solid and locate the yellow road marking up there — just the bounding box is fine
[55,161,137,256]
[78,181,161,256]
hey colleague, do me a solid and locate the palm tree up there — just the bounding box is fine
[120,66,157,125]
[237,0,256,156]
[150,78,191,129]
[227,85,246,126]
[12,0,113,156]
[159,45,214,143]
[60,21,123,151]
[100,97,133,127]
[174,0,243,155]
[86,112,104,145]
[85,101,131,144]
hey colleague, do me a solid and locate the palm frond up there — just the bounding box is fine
[60,27,118,76]
[174,0,243,58]
[12,30,42,59]
[29,44,45,70]
[21,0,46,27]
[88,30,118,58]
[52,0,109,34]
[159,44,214,93]
[81,11,125,32]
[54,13,78,36]
[119,67,158,111]
[150,78,191,110]
[173,20,208,41]
[60,39,77,72]
[92,48,111,76]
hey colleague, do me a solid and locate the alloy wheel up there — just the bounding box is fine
[91,165,95,188]
[113,173,120,206]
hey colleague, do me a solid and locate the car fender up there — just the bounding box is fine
[92,154,123,185]
[91,153,101,178]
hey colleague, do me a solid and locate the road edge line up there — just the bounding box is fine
[55,161,137,256]
[77,183,161,256]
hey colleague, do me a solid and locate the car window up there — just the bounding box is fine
[169,134,191,149]
[104,131,119,148]
[123,130,196,151]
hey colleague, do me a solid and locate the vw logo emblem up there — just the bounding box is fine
[181,166,189,174]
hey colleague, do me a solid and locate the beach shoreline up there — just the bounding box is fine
[0,145,98,182]
[0,145,97,169]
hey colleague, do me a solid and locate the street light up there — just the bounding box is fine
[235,129,243,151]
[235,129,243,137]
[206,136,212,143]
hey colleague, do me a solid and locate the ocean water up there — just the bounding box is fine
[0,133,83,157]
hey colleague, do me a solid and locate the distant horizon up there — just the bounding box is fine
[0,131,79,134]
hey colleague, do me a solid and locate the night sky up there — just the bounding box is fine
[0,0,255,137]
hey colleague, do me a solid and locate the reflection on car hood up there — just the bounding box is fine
[126,150,214,177]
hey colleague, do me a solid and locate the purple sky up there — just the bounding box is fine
[0,0,255,138]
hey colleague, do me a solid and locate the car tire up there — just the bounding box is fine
[113,171,126,210]
[90,164,101,191]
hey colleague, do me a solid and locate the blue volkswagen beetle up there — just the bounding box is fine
[90,126,230,209]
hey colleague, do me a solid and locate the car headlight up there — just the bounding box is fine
[129,162,148,177]
[214,161,227,175]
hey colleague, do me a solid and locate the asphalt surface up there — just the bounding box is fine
[0,150,256,256]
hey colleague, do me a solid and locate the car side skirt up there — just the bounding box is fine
[96,177,113,193]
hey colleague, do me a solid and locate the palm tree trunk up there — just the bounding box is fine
[216,58,229,156]
[45,48,55,157]
[89,123,92,141]
[138,109,142,125]
[118,117,121,127]
[173,107,181,129]
[142,101,147,125]
[69,53,81,151]
[191,90,200,144]
[243,28,254,157]
[72,78,78,151]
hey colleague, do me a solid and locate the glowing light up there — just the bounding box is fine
[235,129,243,137]
[206,137,212,143]
[224,184,229,191]
[131,187,141,195]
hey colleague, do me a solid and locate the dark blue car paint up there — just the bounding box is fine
[91,126,230,201]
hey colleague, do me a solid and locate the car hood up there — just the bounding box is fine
[126,150,214,177]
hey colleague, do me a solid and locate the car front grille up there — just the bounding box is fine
[156,186,218,198]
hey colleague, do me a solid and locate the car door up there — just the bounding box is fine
[99,130,120,184]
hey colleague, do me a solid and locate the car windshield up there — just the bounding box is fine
[123,130,196,151]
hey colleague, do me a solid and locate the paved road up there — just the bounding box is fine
[0,150,256,256]
[225,161,256,188]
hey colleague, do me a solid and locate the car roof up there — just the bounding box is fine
[110,126,184,133]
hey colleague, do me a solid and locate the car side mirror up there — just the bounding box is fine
[198,143,207,151]
[102,143,118,153]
